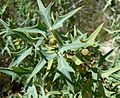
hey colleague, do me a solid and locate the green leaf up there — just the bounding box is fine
[12,67,32,75]
[35,38,44,47]
[0,19,9,30]
[52,7,83,30]
[101,66,120,79]
[53,72,60,82]
[37,0,52,29]
[66,80,75,93]
[59,24,103,52]
[9,47,33,67]
[13,27,46,38]
[54,54,75,81]
[0,19,15,36]
[0,19,31,41]
[91,71,97,80]
[44,52,57,60]
[110,74,120,81]
[86,23,104,44]
[40,86,46,97]
[34,38,44,58]
[2,42,11,56]
[15,31,32,42]
[0,67,17,81]
[70,55,83,65]
[60,42,94,53]
[43,59,53,79]
[98,49,114,67]
[104,88,114,97]
[7,36,16,50]
[26,59,46,84]
[46,90,69,96]
[25,84,38,98]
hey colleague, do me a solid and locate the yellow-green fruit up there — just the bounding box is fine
[81,48,89,56]
[79,63,87,74]
[79,66,86,74]
[49,39,57,45]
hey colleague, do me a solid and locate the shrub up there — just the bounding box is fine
[0,0,120,97]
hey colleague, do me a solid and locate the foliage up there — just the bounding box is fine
[0,0,120,98]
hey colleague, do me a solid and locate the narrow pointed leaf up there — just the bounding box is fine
[27,59,46,84]
[36,38,44,47]
[104,88,114,97]
[0,67,17,81]
[12,67,32,75]
[87,23,104,43]
[98,49,114,67]
[43,59,53,79]
[60,42,94,53]
[0,19,15,36]
[52,7,82,30]
[0,19,31,41]
[13,27,46,37]
[66,80,74,93]
[9,47,32,67]
[0,19,9,29]
[53,73,60,81]
[59,23,103,52]
[37,0,52,29]
[34,38,44,58]
[101,66,120,79]
[54,54,75,81]
[25,84,38,98]
[69,55,83,65]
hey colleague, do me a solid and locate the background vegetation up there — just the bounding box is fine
[0,0,120,98]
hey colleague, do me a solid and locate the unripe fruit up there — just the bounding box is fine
[49,39,57,45]
[79,63,87,74]
[79,65,86,74]
[81,48,89,56]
